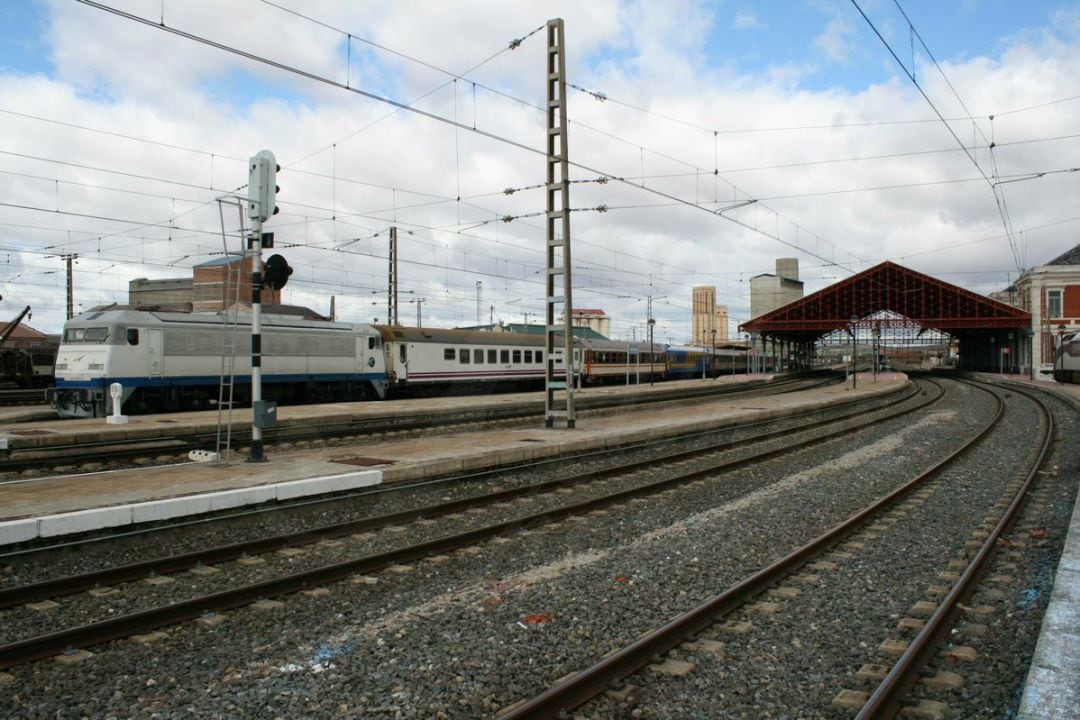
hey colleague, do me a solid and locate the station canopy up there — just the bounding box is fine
[740,261,1031,343]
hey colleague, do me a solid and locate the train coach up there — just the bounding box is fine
[0,347,56,388]
[377,326,569,395]
[1053,330,1080,383]
[665,344,750,379]
[578,338,665,384]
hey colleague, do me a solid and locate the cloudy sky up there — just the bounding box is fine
[2,0,1079,342]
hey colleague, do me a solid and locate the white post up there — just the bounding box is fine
[107,382,128,425]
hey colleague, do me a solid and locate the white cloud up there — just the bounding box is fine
[813,15,855,63]
[733,10,761,30]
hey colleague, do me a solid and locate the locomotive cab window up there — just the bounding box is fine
[368,337,378,350]
[126,329,139,345]
[399,345,407,364]
[63,327,109,343]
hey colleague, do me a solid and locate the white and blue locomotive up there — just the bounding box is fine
[47,309,388,418]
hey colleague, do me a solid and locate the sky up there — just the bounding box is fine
[1,0,1079,342]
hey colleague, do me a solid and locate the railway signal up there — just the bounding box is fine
[247,150,279,221]
[263,254,293,291]
[246,149,279,463]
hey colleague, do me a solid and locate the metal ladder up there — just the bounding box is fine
[214,198,246,463]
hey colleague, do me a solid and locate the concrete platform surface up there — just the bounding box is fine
[990,374,1080,720]
[0,374,907,542]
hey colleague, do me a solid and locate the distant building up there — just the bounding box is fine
[750,258,804,320]
[193,255,281,312]
[691,287,729,346]
[564,308,611,338]
[128,277,193,310]
[997,243,1080,374]
[128,254,282,313]
[0,319,55,349]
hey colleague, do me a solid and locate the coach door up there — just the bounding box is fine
[146,328,163,378]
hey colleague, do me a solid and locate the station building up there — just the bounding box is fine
[992,243,1080,378]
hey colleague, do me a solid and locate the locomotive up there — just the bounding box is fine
[46,309,756,418]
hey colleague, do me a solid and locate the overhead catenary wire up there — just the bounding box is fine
[75,0,866,274]
[849,0,1024,272]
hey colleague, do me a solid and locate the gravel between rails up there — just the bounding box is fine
[577,381,1057,719]
[0,383,914,588]
[0,385,923,643]
[4,378,1061,720]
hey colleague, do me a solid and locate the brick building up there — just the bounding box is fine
[1005,243,1080,376]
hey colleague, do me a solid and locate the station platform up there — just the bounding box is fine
[976,375,1080,720]
[0,373,907,541]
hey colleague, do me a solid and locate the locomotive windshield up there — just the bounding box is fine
[63,327,109,343]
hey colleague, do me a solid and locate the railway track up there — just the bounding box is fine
[0,377,934,669]
[497,378,1055,719]
[0,388,47,407]
[0,373,833,476]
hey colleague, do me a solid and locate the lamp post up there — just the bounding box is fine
[1006,331,1014,375]
[712,329,717,380]
[647,317,656,386]
[850,316,858,389]
[872,325,881,382]
[1058,324,1068,382]
[1026,328,1035,380]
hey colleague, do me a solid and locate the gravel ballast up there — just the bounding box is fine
[1,377,1074,719]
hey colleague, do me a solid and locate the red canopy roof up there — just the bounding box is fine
[740,261,1030,339]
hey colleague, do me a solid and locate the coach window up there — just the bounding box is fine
[487,349,497,363]
[512,350,521,363]
[444,348,455,361]
[536,350,543,364]
[524,350,533,363]
[459,348,470,364]
[473,349,483,363]
[126,329,139,345]
[500,349,510,364]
